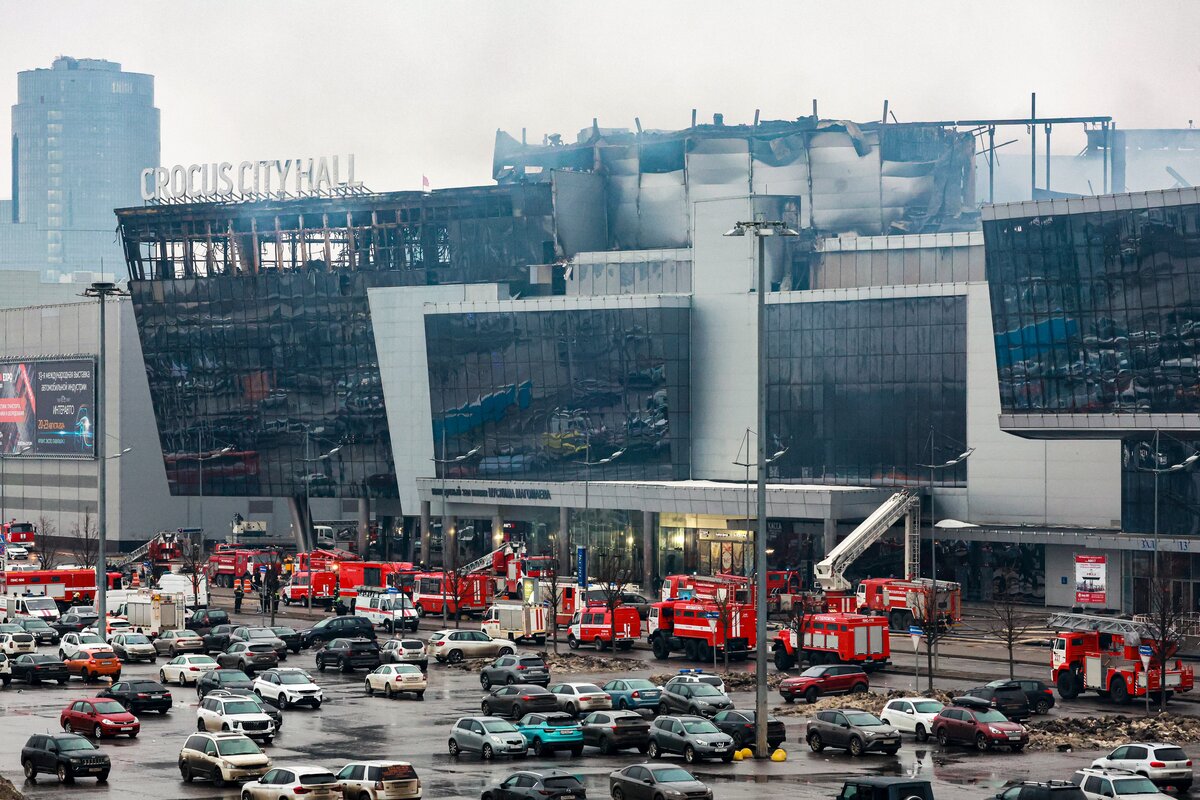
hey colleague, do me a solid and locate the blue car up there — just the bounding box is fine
[603,678,662,710]
[514,712,584,756]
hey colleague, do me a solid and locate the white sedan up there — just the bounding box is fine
[548,682,613,715]
[364,664,426,699]
[159,654,219,685]
[58,632,109,660]
[253,668,323,709]
[242,764,340,800]
[879,697,945,741]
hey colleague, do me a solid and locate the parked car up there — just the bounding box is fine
[15,616,61,645]
[197,694,276,743]
[12,653,69,684]
[99,678,173,713]
[207,689,283,731]
[202,624,238,654]
[580,710,650,755]
[664,670,726,693]
[805,709,901,756]
[160,654,219,685]
[51,610,95,635]
[879,697,945,742]
[780,664,869,704]
[300,616,376,649]
[647,715,734,763]
[933,704,1028,751]
[986,679,1056,715]
[241,764,340,800]
[334,761,422,800]
[602,678,662,711]
[481,654,551,689]
[1091,743,1194,791]
[545,682,612,716]
[381,638,428,670]
[609,765,711,800]
[0,652,11,685]
[254,667,324,708]
[196,668,254,699]
[20,733,110,783]
[660,681,734,717]
[514,712,584,756]
[178,731,271,787]
[65,649,122,682]
[1072,769,1175,800]
[364,663,426,699]
[156,628,206,656]
[233,627,290,660]
[428,629,514,664]
[58,632,108,660]
[0,631,37,654]
[484,769,586,800]
[482,684,558,719]
[836,778,934,800]
[992,781,1088,800]
[447,716,529,759]
[712,709,786,752]
[109,632,157,663]
[317,638,381,672]
[60,697,140,738]
[217,642,280,674]
[958,685,1032,721]
[185,608,230,635]
[270,626,303,654]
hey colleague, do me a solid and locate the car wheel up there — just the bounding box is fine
[1035,698,1050,714]
[684,745,697,763]
[568,634,579,650]
[58,650,66,660]
[533,737,547,756]
[213,771,226,788]
[482,743,494,760]
[159,669,167,682]
[512,704,525,718]
[618,698,629,710]
[57,764,72,784]
[852,683,868,694]
[848,737,865,757]
[448,650,464,664]
[648,741,661,759]
[93,724,103,739]
[317,658,326,673]
[385,683,395,699]
[807,732,824,752]
[448,738,460,756]
[937,728,949,746]
[178,672,187,686]
[804,687,819,703]
[482,702,492,715]
[505,676,516,685]
[566,702,578,717]
[180,762,192,783]
[22,758,35,779]
[197,719,206,731]
[612,787,625,800]
[599,736,614,755]
[915,724,928,742]
[365,680,374,695]
[975,733,990,751]
[498,646,515,656]
[481,674,492,690]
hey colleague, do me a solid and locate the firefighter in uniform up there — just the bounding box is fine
[233,577,244,613]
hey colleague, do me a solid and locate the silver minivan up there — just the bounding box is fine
[447,716,527,760]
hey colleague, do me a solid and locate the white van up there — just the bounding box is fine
[0,594,60,622]
[158,573,208,608]
[355,588,419,633]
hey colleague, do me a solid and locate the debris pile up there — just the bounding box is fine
[649,672,789,690]
[771,688,961,716]
[536,651,635,673]
[1027,713,1200,752]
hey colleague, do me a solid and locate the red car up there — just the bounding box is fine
[60,697,140,739]
[932,701,1027,751]
[779,664,869,704]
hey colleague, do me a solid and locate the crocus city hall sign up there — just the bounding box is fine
[141,155,363,202]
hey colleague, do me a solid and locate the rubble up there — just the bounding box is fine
[1027,713,1200,752]
[444,650,639,675]
[771,688,961,716]
[649,672,789,690]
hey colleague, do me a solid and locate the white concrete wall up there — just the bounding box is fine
[1044,544,1123,609]
[963,283,1121,528]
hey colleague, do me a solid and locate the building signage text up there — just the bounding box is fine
[431,485,553,501]
[141,155,363,202]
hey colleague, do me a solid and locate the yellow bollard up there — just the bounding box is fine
[738,747,753,760]
[770,748,787,762]
[732,750,744,761]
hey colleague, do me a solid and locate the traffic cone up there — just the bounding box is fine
[131,572,140,588]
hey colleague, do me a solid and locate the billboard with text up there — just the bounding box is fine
[0,358,96,458]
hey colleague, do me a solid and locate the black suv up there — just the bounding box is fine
[838,778,934,800]
[21,733,110,783]
[186,608,230,635]
[993,782,1086,800]
[985,679,1055,714]
[958,685,1031,721]
[99,679,173,713]
[316,638,381,672]
[300,615,376,648]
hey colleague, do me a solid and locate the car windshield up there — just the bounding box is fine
[1155,747,1189,761]
[79,635,103,644]
[300,773,338,786]
[799,666,826,678]
[190,655,217,664]
[277,673,310,684]
[545,717,579,728]
[652,768,695,783]
[93,701,126,714]
[218,671,251,682]
[216,738,262,756]
[271,627,296,636]
[24,598,57,610]
[626,679,656,690]
[57,738,95,752]
[974,709,1009,723]
[123,634,151,645]
[91,651,117,659]
[247,630,275,639]
[845,712,884,726]
[689,684,723,697]
[23,619,51,629]
[223,701,260,714]
[483,720,517,733]
[518,658,544,667]
[545,777,583,789]
[682,720,718,734]
[29,655,56,663]
[130,681,163,690]
[1112,778,1161,795]
[575,684,603,693]
[350,642,377,651]
[913,701,944,713]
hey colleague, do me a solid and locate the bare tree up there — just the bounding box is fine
[541,562,565,654]
[774,592,816,671]
[68,511,99,567]
[175,534,208,609]
[910,584,953,694]
[34,515,61,570]
[1144,574,1190,712]
[979,596,1038,680]
[594,551,635,651]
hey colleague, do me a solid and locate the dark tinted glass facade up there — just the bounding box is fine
[131,272,406,498]
[424,305,689,481]
[985,201,1200,415]
[1122,435,1200,536]
[765,296,968,486]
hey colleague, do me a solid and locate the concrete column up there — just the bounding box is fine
[822,516,838,559]
[558,506,570,575]
[356,498,370,557]
[287,496,308,552]
[419,501,431,567]
[492,511,504,549]
[642,510,655,594]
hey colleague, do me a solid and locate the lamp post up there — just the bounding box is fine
[431,431,480,624]
[575,430,624,574]
[195,440,234,532]
[1,444,32,530]
[83,280,129,632]
[1140,431,1200,587]
[723,219,799,758]
[302,429,342,551]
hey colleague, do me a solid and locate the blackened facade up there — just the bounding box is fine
[424,305,690,482]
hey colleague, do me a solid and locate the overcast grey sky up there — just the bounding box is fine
[2,0,1198,194]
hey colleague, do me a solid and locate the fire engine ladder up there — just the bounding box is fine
[813,491,921,592]
[113,532,171,571]
[461,542,527,575]
[1047,612,1156,639]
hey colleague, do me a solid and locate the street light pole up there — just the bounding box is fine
[574,433,625,581]
[723,219,798,758]
[431,435,481,625]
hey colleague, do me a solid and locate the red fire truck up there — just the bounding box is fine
[281,570,338,607]
[771,612,891,671]
[411,572,493,618]
[206,547,279,587]
[568,605,641,651]
[659,574,749,604]
[855,577,962,630]
[1050,612,1195,703]
[0,568,123,606]
[1,521,37,546]
[647,598,756,661]
[295,548,359,573]
[334,561,418,599]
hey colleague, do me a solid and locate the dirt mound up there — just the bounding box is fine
[445,650,637,675]
[1027,713,1200,752]
[772,688,961,716]
[0,774,24,800]
[648,671,789,690]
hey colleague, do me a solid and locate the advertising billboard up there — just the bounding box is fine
[0,358,96,458]
[1074,554,1108,605]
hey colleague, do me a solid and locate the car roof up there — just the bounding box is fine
[1076,768,1139,777]
[888,696,942,703]
[844,778,934,787]
[203,731,252,739]
[669,715,709,722]
[50,732,89,741]
[269,763,333,772]
[828,707,872,714]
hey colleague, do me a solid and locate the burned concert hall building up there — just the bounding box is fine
[112,113,1147,611]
